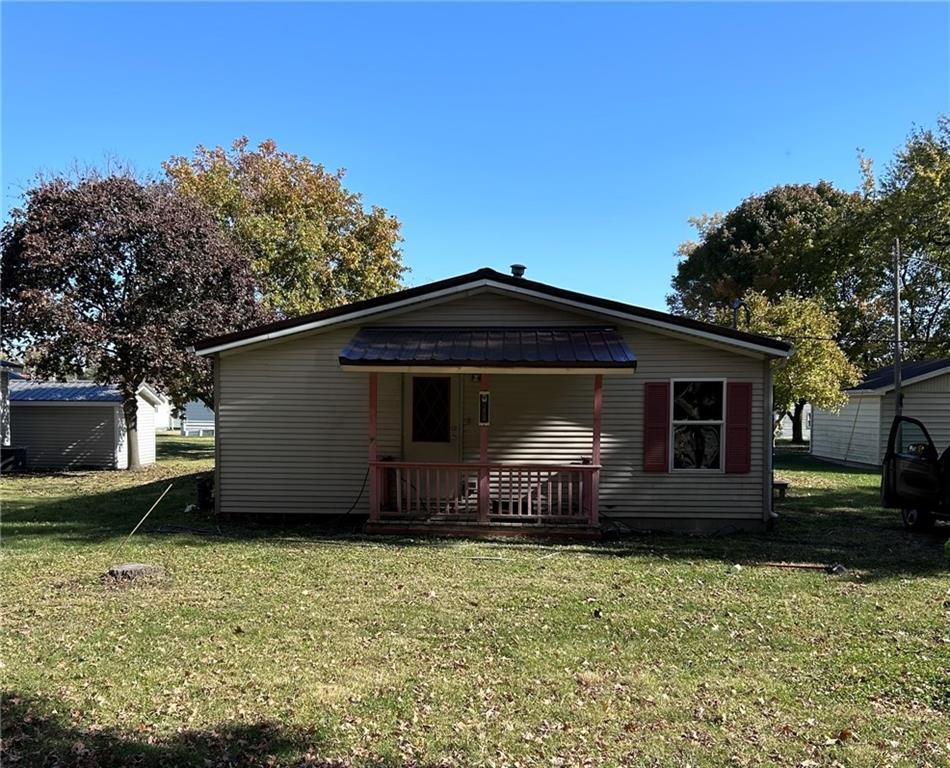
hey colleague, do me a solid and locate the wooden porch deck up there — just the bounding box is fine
[368,460,601,538]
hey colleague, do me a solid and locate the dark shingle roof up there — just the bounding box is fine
[340,327,637,369]
[851,358,950,392]
[9,380,122,403]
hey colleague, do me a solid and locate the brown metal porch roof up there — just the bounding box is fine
[339,327,637,370]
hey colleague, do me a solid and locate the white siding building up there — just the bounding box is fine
[811,359,950,466]
[8,380,161,469]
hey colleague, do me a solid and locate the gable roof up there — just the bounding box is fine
[850,358,950,393]
[193,267,792,358]
[10,380,163,405]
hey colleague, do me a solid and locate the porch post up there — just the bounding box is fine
[478,373,491,524]
[591,374,602,527]
[368,372,379,522]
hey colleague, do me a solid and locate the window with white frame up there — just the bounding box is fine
[671,380,724,470]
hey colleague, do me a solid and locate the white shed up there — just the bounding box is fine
[1,359,24,447]
[8,380,161,469]
[811,359,950,466]
[151,391,175,431]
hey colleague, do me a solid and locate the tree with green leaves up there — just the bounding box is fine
[668,181,886,367]
[720,292,861,443]
[1,174,261,469]
[864,116,950,361]
[164,138,406,317]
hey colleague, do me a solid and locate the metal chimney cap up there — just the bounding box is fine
[510,264,526,278]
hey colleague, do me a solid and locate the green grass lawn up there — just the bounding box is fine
[2,436,947,767]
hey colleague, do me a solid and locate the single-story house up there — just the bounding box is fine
[1,359,24,447]
[173,400,215,436]
[811,359,950,466]
[193,266,791,535]
[8,380,161,469]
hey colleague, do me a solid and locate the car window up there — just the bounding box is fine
[897,421,933,457]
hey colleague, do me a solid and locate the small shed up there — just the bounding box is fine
[153,391,175,431]
[8,380,161,469]
[1,359,24,447]
[811,359,950,466]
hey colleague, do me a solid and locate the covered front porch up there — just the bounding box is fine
[340,326,637,536]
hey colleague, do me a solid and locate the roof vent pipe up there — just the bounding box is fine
[510,264,526,278]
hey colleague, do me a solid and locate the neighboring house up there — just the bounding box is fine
[775,404,811,442]
[194,266,791,535]
[153,392,175,431]
[173,400,215,436]
[1,359,24,447]
[8,380,161,469]
[811,359,950,467]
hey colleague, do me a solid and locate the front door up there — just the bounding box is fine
[403,375,460,463]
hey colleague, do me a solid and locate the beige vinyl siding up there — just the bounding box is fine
[10,405,119,469]
[811,396,882,465]
[217,326,401,515]
[216,288,771,520]
[374,289,595,326]
[599,328,766,519]
[461,374,594,465]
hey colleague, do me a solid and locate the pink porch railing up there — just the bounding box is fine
[370,461,600,526]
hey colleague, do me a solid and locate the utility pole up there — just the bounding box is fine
[893,237,902,418]
[731,298,750,330]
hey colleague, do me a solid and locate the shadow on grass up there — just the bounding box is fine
[2,473,213,546]
[156,435,215,461]
[2,690,344,768]
[4,448,946,582]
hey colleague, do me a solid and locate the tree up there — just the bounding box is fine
[1,174,261,469]
[164,138,406,317]
[668,182,886,367]
[719,292,861,443]
[865,117,950,361]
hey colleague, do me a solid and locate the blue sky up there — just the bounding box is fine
[2,2,947,309]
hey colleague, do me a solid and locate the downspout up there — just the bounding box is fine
[764,358,775,523]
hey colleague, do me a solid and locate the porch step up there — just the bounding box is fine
[365,520,601,540]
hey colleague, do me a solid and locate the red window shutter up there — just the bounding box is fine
[725,382,753,474]
[643,381,670,472]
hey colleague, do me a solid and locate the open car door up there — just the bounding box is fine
[882,416,941,510]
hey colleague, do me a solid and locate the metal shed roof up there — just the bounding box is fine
[339,327,637,371]
[9,380,123,402]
